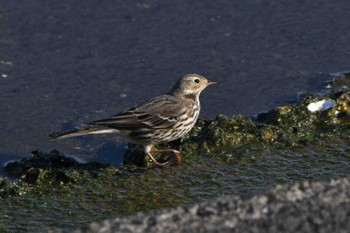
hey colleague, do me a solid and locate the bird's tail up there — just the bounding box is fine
[49,125,118,140]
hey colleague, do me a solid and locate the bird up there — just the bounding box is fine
[50,74,216,166]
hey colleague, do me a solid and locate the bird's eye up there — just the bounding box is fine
[194,79,200,83]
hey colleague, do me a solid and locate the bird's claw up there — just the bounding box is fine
[147,149,181,167]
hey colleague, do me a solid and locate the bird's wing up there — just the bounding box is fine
[91,95,188,130]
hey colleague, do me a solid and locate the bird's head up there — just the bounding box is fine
[171,74,216,97]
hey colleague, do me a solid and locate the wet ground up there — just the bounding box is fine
[1,0,350,161]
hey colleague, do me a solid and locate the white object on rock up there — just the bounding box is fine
[307,99,335,112]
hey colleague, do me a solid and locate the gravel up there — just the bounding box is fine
[67,176,350,233]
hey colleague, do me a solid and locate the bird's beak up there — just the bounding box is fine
[207,81,217,86]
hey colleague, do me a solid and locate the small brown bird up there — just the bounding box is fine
[50,74,216,166]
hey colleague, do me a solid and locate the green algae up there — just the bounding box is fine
[1,74,350,232]
[0,226,10,233]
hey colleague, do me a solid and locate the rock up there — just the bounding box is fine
[68,176,350,233]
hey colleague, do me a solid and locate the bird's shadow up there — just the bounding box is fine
[94,141,127,167]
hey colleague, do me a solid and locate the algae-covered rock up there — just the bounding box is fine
[324,72,350,124]
[189,115,257,154]
[3,150,112,190]
[332,92,350,124]
[0,177,20,198]
[19,168,76,185]
[326,72,350,92]
[4,150,109,177]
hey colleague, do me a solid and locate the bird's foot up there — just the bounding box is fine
[148,149,181,167]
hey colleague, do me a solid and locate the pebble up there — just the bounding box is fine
[307,99,335,112]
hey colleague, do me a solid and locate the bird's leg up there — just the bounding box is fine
[149,149,181,166]
[146,152,170,167]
